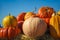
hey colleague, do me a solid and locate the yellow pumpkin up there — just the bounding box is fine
[49,13,60,39]
[24,12,35,20]
[2,14,17,28]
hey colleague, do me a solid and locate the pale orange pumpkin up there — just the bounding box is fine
[23,17,47,38]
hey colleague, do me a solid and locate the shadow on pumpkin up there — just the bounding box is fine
[49,24,60,40]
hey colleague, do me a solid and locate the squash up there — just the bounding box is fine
[2,14,17,28]
[0,27,20,39]
[38,7,54,18]
[24,12,35,20]
[17,12,26,22]
[49,13,60,39]
[23,17,47,38]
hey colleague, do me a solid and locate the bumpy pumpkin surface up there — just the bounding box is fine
[23,17,47,38]
[49,13,60,39]
[38,7,54,18]
[18,21,24,33]
[2,14,17,28]
[0,27,20,39]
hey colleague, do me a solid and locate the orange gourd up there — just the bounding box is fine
[0,27,20,39]
[38,6,54,18]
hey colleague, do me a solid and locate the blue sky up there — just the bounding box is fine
[0,0,60,24]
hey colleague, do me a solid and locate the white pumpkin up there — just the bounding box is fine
[22,17,47,38]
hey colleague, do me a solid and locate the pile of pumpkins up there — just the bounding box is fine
[0,6,60,39]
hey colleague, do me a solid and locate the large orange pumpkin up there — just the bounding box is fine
[23,17,47,38]
[0,27,20,39]
[38,7,54,18]
[49,13,60,39]
[17,12,26,22]
[2,14,17,28]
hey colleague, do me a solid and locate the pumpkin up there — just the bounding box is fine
[18,21,24,33]
[40,18,50,24]
[2,14,17,28]
[23,17,47,38]
[37,14,50,24]
[0,27,20,39]
[38,7,54,18]
[24,12,35,20]
[49,13,60,39]
[17,12,26,22]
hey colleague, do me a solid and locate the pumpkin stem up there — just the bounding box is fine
[9,13,11,16]
[8,13,12,26]
[33,7,37,13]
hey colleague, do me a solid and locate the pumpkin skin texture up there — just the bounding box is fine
[23,17,47,38]
[0,27,20,39]
[38,7,54,18]
[3,28,8,38]
[49,13,60,39]
[2,14,17,28]
[24,12,35,20]
[40,18,50,24]
[18,21,24,33]
[37,14,50,24]
[17,12,26,22]
[0,28,3,38]
[8,27,16,39]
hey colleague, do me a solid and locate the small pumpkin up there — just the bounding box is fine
[0,27,20,39]
[38,7,54,18]
[49,13,60,39]
[2,14,17,28]
[24,12,35,20]
[23,17,47,38]
[17,12,26,22]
